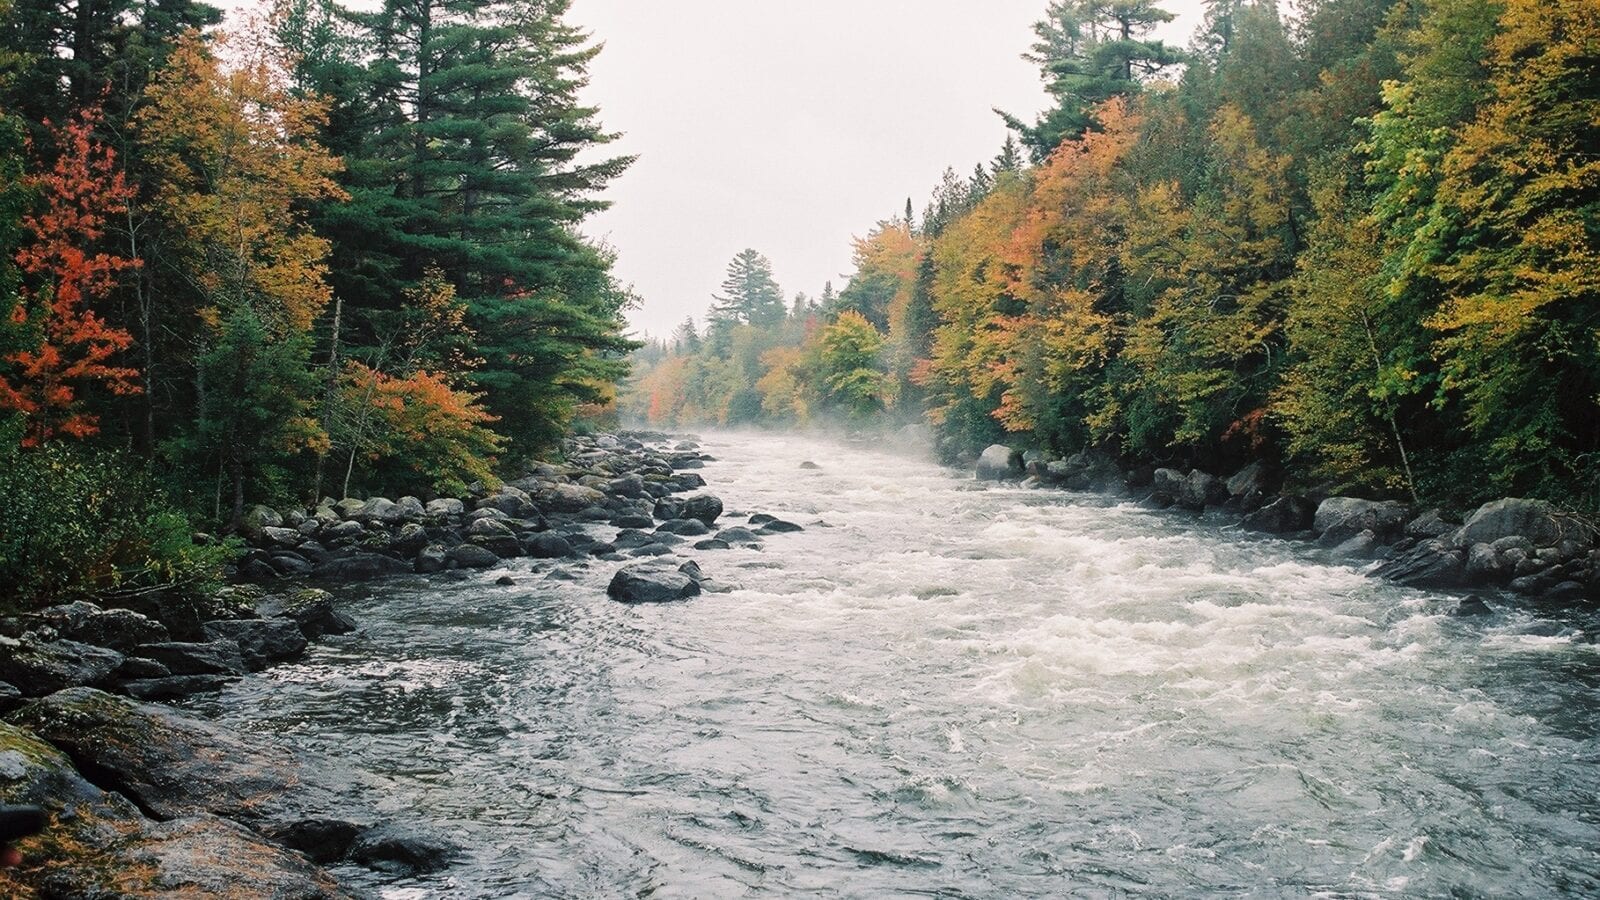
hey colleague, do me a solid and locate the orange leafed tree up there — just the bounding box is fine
[0,105,141,445]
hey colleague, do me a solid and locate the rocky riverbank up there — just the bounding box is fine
[0,430,794,896]
[974,443,1600,609]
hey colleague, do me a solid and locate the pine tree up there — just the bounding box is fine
[708,249,786,336]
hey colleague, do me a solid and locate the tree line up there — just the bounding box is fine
[628,0,1599,514]
[0,0,632,602]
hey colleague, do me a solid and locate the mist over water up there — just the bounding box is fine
[187,431,1600,897]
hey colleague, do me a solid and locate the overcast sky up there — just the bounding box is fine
[565,1,1210,339]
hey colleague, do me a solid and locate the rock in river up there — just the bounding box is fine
[607,565,702,604]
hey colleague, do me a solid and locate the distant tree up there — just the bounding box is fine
[708,249,786,337]
[672,316,701,354]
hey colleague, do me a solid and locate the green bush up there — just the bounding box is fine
[0,425,231,612]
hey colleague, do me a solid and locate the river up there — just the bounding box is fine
[184,431,1600,897]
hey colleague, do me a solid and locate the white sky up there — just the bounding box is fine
[566,1,1209,339]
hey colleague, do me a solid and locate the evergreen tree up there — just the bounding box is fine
[1000,0,1182,160]
[708,249,786,337]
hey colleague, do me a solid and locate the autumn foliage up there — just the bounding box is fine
[1,106,140,445]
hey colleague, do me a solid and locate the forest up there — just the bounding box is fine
[0,0,634,603]
[627,0,1599,516]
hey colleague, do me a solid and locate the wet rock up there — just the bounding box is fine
[392,522,430,556]
[448,544,500,569]
[657,518,711,536]
[1330,529,1382,560]
[1225,462,1271,499]
[467,507,509,523]
[799,461,821,470]
[1405,509,1456,539]
[477,485,538,518]
[0,721,350,899]
[30,602,169,652]
[357,497,403,524]
[133,640,246,677]
[1454,497,1597,550]
[0,681,20,713]
[1450,596,1494,617]
[416,543,449,574]
[1313,497,1411,545]
[266,818,363,864]
[655,494,724,526]
[469,534,522,558]
[975,445,1023,481]
[514,479,607,513]
[628,544,675,558]
[671,473,707,491]
[268,552,315,577]
[1543,581,1589,602]
[694,539,732,551]
[1148,468,1186,506]
[202,619,308,671]
[11,688,364,833]
[1372,542,1465,589]
[607,565,702,603]
[607,474,647,498]
[0,638,123,696]
[321,519,365,544]
[715,526,762,545]
[748,514,776,526]
[757,519,803,535]
[314,551,410,580]
[119,674,233,701]
[257,589,357,640]
[261,525,305,548]
[1177,470,1228,511]
[1240,496,1315,534]
[611,514,655,529]
[349,823,462,876]
[240,504,284,538]
[523,533,575,559]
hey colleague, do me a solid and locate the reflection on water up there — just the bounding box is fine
[185,431,1600,897]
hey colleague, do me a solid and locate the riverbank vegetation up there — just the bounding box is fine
[627,0,1599,515]
[0,0,633,606]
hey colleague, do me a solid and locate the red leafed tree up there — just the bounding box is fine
[1,105,141,445]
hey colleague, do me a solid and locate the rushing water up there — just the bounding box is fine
[186,431,1600,898]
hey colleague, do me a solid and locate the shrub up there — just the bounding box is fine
[0,423,230,611]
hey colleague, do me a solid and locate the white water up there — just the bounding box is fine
[190,431,1600,897]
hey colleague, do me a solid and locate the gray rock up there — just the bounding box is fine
[467,506,510,522]
[1451,596,1494,617]
[680,494,724,526]
[357,497,403,523]
[321,519,365,543]
[349,823,462,876]
[607,565,702,603]
[715,526,763,545]
[261,525,304,548]
[524,533,575,559]
[133,640,247,676]
[257,589,357,639]
[0,637,123,696]
[694,539,731,551]
[202,619,308,670]
[448,544,501,569]
[393,522,430,556]
[657,518,711,536]
[1314,497,1411,545]
[31,601,169,651]
[0,680,21,712]
[120,674,233,700]
[1226,462,1270,498]
[1148,468,1186,506]
[1177,470,1229,511]
[1405,509,1457,539]
[416,543,449,574]
[1455,497,1597,550]
[1331,529,1382,560]
[467,517,515,538]
[1373,542,1466,589]
[477,485,538,518]
[426,497,466,518]
[976,445,1024,481]
[268,552,315,577]
[334,498,367,519]
[395,496,427,520]
[314,551,410,580]
[757,519,803,534]
[514,478,607,513]
[607,474,647,498]
[612,514,656,529]
[1240,496,1315,534]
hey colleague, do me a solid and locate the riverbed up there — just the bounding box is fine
[184,431,1600,897]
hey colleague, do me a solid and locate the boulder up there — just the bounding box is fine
[392,522,430,556]
[715,526,762,545]
[671,473,707,491]
[757,519,804,535]
[1313,497,1411,545]
[1240,496,1315,534]
[611,514,656,529]
[607,565,702,603]
[680,494,724,526]
[321,519,365,544]
[1454,498,1597,550]
[523,533,574,559]
[416,543,449,574]
[1373,541,1466,589]
[394,496,427,521]
[132,640,247,677]
[357,497,403,524]
[514,478,607,513]
[976,445,1024,481]
[261,525,304,548]
[1148,468,1186,506]
[477,485,538,518]
[202,619,308,670]
[1226,462,1271,498]
[10,688,365,836]
[30,601,169,652]
[348,822,462,876]
[657,518,711,537]
[1177,470,1228,511]
[0,637,122,696]
[425,497,466,518]
[607,474,647,498]
[694,539,731,551]
[1405,509,1457,539]
[467,517,516,539]
[447,544,501,569]
[256,589,357,640]
[0,720,350,899]
[119,674,233,700]
[1330,529,1382,560]
[314,551,410,580]
[268,552,315,577]
[333,498,367,519]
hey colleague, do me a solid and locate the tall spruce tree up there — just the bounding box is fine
[709,249,787,337]
[331,0,635,451]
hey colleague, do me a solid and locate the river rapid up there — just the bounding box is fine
[186,431,1600,898]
